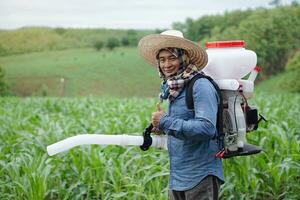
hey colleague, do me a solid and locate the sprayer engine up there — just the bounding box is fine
[220,89,266,158]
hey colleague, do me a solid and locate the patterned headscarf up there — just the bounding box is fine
[157,48,200,102]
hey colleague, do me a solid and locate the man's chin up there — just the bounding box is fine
[165,72,177,78]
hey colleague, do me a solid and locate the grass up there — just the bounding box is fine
[0,93,299,199]
[255,70,297,94]
[1,46,296,98]
[0,47,161,97]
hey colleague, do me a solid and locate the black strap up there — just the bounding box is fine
[186,73,208,110]
[185,73,224,148]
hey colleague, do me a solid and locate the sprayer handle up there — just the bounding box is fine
[140,124,153,151]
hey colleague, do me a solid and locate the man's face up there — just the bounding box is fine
[158,50,180,78]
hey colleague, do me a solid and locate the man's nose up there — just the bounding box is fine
[164,59,172,68]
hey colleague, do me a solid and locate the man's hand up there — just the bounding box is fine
[151,103,165,133]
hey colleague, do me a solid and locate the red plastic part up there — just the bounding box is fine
[254,66,261,72]
[206,40,245,48]
[214,150,225,158]
[220,151,225,158]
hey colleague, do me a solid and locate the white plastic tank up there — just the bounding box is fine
[202,40,257,80]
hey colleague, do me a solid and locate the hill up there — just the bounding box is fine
[0,47,161,97]
[1,5,299,97]
[0,27,154,56]
[1,46,296,97]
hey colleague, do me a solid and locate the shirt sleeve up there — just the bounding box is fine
[158,78,219,141]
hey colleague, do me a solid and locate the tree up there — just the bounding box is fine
[94,41,104,51]
[176,5,300,78]
[235,6,300,76]
[269,0,281,7]
[54,27,66,35]
[121,37,130,46]
[126,29,138,46]
[106,38,120,50]
[172,22,187,34]
[282,51,300,92]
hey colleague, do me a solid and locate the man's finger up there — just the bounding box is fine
[156,103,162,111]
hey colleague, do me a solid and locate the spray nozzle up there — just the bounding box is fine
[248,66,261,82]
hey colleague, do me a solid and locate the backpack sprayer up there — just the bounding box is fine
[47,40,266,158]
[202,40,267,158]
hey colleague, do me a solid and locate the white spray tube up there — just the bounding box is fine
[214,79,240,90]
[235,100,247,149]
[47,134,167,156]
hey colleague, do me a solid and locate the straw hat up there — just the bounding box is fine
[138,30,208,69]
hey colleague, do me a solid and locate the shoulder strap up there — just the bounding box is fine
[185,73,224,147]
[186,73,209,110]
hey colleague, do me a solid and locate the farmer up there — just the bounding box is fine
[138,30,224,200]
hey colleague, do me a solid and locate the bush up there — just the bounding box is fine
[125,30,139,46]
[128,36,138,46]
[121,33,138,47]
[54,27,66,35]
[286,51,300,71]
[282,51,300,92]
[106,38,120,50]
[121,37,130,46]
[94,41,104,51]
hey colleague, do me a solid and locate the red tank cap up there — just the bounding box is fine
[206,40,245,48]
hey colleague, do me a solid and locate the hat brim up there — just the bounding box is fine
[138,34,208,69]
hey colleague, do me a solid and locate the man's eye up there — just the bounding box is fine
[170,57,176,61]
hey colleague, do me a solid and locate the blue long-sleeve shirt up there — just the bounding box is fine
[159,78,224,191]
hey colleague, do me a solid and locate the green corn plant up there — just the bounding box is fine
[0,93,299,199]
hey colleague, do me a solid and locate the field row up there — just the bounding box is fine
[0,93,299,199]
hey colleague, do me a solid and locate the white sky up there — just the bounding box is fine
[0,0,297,29]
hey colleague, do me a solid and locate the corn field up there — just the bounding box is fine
[0,93,299,199]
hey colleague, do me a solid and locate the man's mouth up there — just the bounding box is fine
[165,67,174,73]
